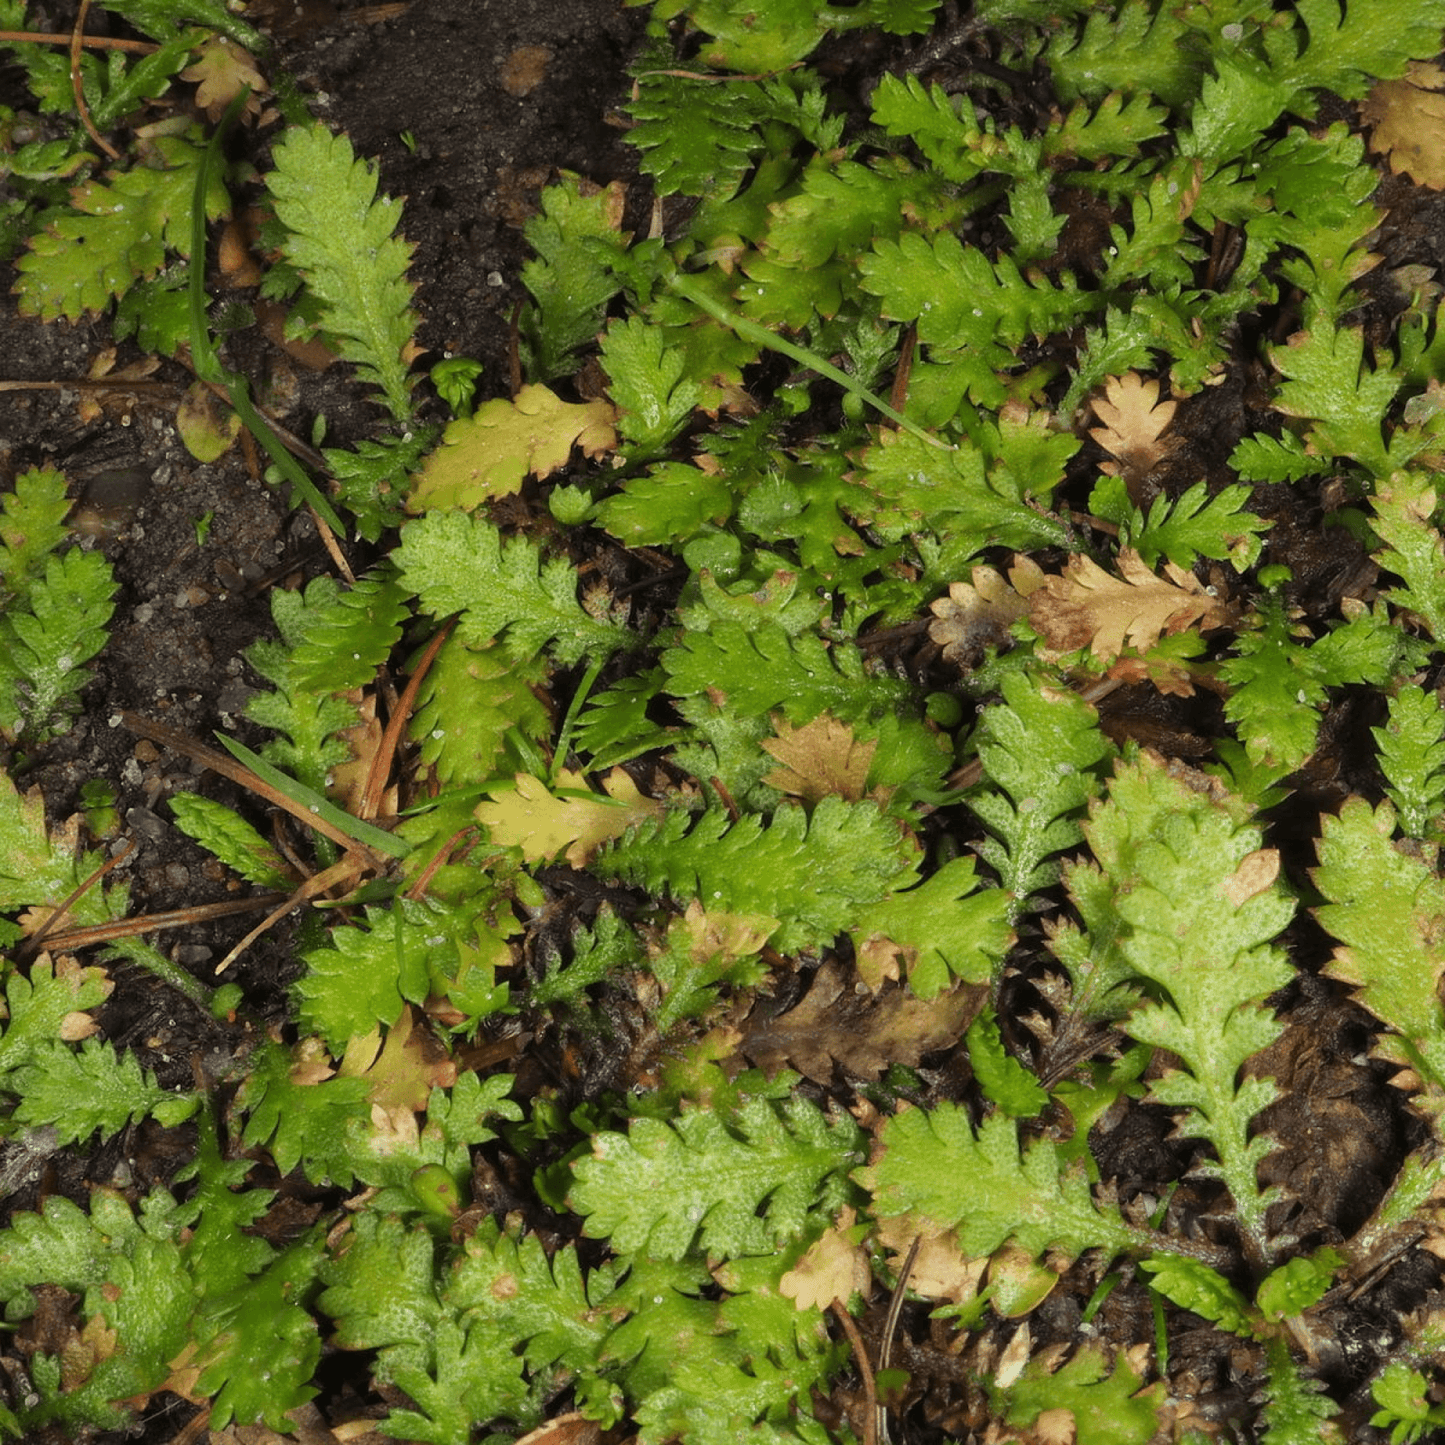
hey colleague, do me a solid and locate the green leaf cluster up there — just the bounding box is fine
[0,468,117,744]
[266,124,421,421]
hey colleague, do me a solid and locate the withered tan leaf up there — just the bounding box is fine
[928,555,1047,669]
[761,714,877,803]
[1361,62,1445,190]
[1088,372,1178,482]
[1030,547,1232,663]
[778,1210,870,1310]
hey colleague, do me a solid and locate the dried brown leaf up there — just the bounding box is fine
[739,958,984,1083]
[928,555,1047,669]
[1030,547,1231,663]
[1361,62,1445,190]
[1088,372,1178,484]
[779,1209,870,1310]
[761,714,877,803]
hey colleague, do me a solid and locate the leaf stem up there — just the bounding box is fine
[188,90,348,537]
[666,271,954,451]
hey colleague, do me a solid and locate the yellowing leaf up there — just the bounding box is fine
[1030,547,1232,663]
[928,555,1047,669]
[1362,62,1445,190]
[338,1005,456,1129]
[673,896,778,965]
[1088,372,1178,491]
[409,384,618,511]
[761,714,877,803]
[474,767,664,866]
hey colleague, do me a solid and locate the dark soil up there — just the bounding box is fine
[2,3,1445,1443]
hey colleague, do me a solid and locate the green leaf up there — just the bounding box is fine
[1228,431,1329,485]
[849,854,1013,999]
[191,1239,322,1431]
[14,133,229,321]
[1128,479,1269,572]
[235,1038,372,1185]
[860,230,1098,354]
[1314,796,1445,1094]
[296,903,435,1052]
[244,579,360,793]
[1275,0,1445,102]
[167,793,294,889]
[1257,1250,1341,1323]
[674,0,828,70]
[1370,1361,1445,1445]
[101,0,261,46]
[288,571,411,694]
[520,173,629,380]
[0,1191,193,1434]
[600,316,702,456]
[320,1213,538,1440]
[569,1092,862,1259]
[862,1105,1139,1260]
[0,467,70,596]
[1373,471,1445,642]
[594,462,734,546]
[324,428,436,543]
[266,123,419,421]
[627,73,774,197]
[1047,0,1197,108]
[870,75,991,186]
[663,616,913,726]
[9,1037,199,1143]
[968,669,1113,919]
[1086,753,1295,1247]
[966,1007,1049,1117]
[590,795,920,956]
[1139,1255,1254,1336]
[1221,597,1407,771]
[1260,1335,1339,1440]
[0,956,112,1075]
[993,1344,1165,1445]
[0,546,116,742]
[1373,685,1445,840]
[396,508,632,667]
[0,767,119,927]
[406,636,550,787]
[855,428,1067,552]
[1269,321,1400,478]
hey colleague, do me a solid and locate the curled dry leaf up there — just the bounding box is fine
[1361,61,1445,190]
[1088,372,1178,493]
[1030,547,1233,663]
[929,554,1047,669]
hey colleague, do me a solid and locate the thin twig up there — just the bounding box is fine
[877,1235,921,1445]
[119,710,379,859]
[38,893,291,953]
[70,0,119,159]
[15,839,134,963]
[360,622,451,822]
[831,1300,878,1445]
[0,28,156,51]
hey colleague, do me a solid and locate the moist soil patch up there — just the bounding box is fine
[1,3,1444,1443]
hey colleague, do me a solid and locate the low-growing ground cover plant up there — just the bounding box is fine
[5,0,1445,1440]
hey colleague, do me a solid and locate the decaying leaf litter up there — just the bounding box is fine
[4,0,1445,1442]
